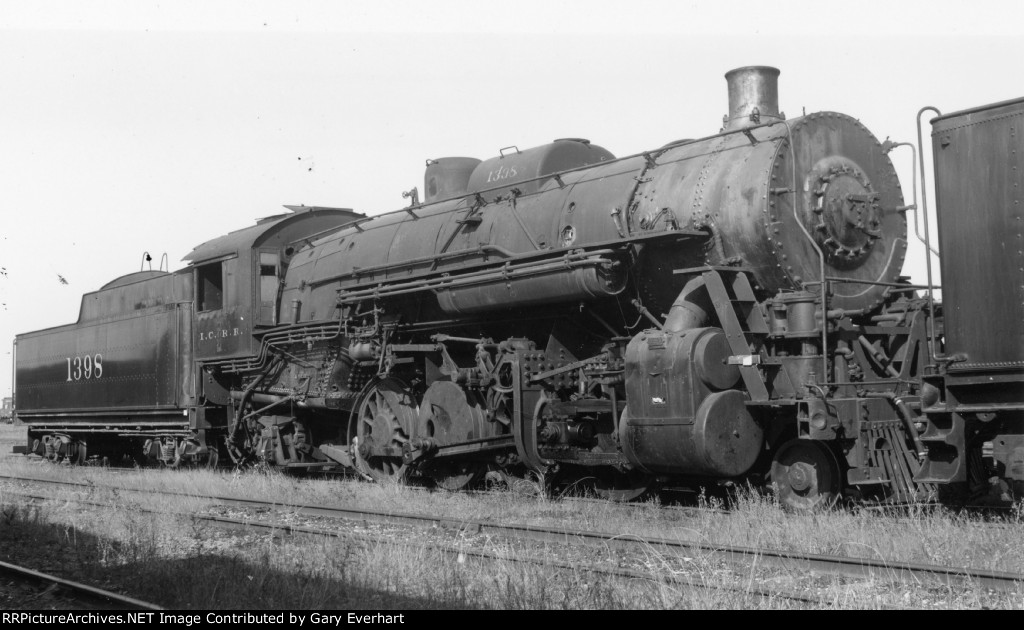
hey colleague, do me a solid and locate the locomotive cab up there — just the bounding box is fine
[183,206,364,361]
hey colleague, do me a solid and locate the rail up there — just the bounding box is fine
[0,559,163,610]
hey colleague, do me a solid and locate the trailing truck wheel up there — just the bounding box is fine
[424,460,487,491]
[351,378,417,483]
[592,468,657,502]
[770,439,843,511]
[492,466,545,496]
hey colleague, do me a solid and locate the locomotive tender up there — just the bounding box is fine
[13,67,1024,509]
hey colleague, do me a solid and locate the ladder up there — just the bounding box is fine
[684,267,771,401]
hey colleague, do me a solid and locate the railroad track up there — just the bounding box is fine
[15,454,720,513]
[16,457,1011,524]
[2,487,828,607]
[0,559,162,610]
[3,472,1022,597]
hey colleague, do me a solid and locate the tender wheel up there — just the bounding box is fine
[178,437,221,469]
[42,436,61,463]
[41,435,86,465]
[351,378,417,482]
[592,468,657,502]
[771,439,842,511]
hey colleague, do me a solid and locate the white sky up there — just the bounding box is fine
[1,0,1021,398]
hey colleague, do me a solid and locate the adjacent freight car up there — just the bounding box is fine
[11,67,1024,510]
[916,98,1024,501]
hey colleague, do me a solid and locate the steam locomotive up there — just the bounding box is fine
[13,67,1024,510]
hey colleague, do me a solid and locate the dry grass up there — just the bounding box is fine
[0,424,1021,609]
[0,489,799,609]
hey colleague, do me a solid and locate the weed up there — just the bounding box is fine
[1,504,18,526]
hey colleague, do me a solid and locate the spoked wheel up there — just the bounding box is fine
[592,468,657,502]
[771,439,843,511]
[351,378,418,483]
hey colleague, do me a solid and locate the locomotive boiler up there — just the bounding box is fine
[13,66,1023,510]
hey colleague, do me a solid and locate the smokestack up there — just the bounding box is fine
[723,66,783,130]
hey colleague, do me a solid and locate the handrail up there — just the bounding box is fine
[916,106,943,363]
[803,276,937,290]
[885,141,940,257]
[310,244,517,286]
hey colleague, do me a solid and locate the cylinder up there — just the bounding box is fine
[723,66,782,130]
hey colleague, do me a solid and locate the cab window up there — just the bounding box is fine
[258,252,280,325]
[197,262,223,312]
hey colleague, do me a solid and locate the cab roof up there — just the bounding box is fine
[182,206,363,264]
